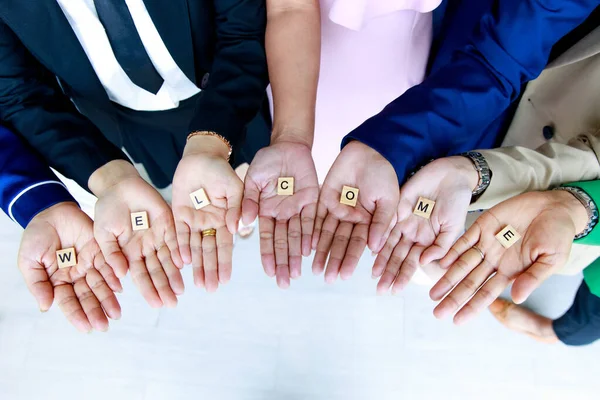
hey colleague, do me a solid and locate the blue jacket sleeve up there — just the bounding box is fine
[343,0,599,183]
[0,125,76,228]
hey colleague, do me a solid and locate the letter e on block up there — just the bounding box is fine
[189,188,211,210]
[495,225,522,249]
[131,211,149,231]
[340,186,359,207]
[56,247,77,269]
[277,177,294,195]
[413,197,435,219]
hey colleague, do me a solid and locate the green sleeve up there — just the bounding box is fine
[562,180,600,246]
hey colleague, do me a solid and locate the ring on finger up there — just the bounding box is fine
[472,245,485,262]
[201,228,217,238]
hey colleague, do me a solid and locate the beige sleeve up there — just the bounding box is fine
[469,131,600,211]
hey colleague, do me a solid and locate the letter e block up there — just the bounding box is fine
[340,186,359,207]
[277,177,294,195]
[413,197,435,219]
[495,225,521,249]
[56,248,77,269]
[131,211,149,231]
[189,188,211,210]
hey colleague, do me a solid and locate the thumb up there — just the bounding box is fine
[18,259,54,312]
[421,227,461,265]
[241,176,260,226]
[95,228,129,278]
[226,179,244,235]
[368,197,397,253]
[511,254,564,304]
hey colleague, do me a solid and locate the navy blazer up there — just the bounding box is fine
[0,0,268,190]
[0,125,75,228]
[344,0,600,184]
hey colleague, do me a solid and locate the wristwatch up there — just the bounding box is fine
[553,186,599,240]
[460,151,492,201]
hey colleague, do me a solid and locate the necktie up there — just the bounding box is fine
[94,0,164,94]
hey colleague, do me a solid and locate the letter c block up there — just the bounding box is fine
[277,177,294,196]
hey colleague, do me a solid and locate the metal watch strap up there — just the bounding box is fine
[553,186,599,240]
[460,151,492,198]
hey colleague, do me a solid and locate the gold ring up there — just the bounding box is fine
[472,245,485,261]
[201,228,217,237]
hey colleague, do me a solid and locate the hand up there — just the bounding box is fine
[91,161,184,308]
[312,141,399,283]
[172,135,242,292]
[18,202,122,332]
[430,190,589,325]
[242,141,319,288]
[372,157,477,294]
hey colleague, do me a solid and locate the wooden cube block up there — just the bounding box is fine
[495,225,522,249]
[340,186,359,207]
[277,177,294,196]
[56,247,77,269]
[131,211,149,231]
[189,188,211,210]
[413,197,435,219]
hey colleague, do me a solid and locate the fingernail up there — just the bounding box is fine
[39,308,48,313]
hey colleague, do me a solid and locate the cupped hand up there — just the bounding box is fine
[430,190,589,325]
[92,162,183,308]
[242,141,319,288]
[373,157,476,294]
[172,135,242,292]
[18,202,122,332]
[312,141,399,283]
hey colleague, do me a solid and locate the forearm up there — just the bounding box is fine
[266,0,320,148]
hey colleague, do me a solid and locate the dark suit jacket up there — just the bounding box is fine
[0,0,268,190]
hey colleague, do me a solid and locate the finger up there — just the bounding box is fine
[175,220,192,265]
[93,252,123,294]
[433,259,495,320]
[324,222,353,284]
[157,245,185,295]
[95,229,129,278]
[421,227,461,266]
[146,252,178,307]
[165,222,184,269]
[72,277,109,332]
[259,217,276,278]
[439,223,482,269]
[202,233,219,293]
[216,227,234,285]
[511,255,565,304]
[191,231,204,288]
[376,237,411,295]
[312,200,328,250]
[226,179,244,235]
[454,272,511,325]
[301,203,317,257]
[372,225,403,279]
[129,259,162,308]
[18,259,54,311]
[312,214,339,276]
[55,283,92,333]
[392,245,426,294]
[288,215,303,279]
[226,204,242,236]
[274,220,290,289]
[242,179,260,226]
[86,268,122,321]
[368,196,399,253]
[430,246,486,301]
[340,223,369,281]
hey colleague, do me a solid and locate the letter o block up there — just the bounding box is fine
[277,177,294,196]
[413,197,435,219]
[131,211,149,231]
[495,225,521,249]
[189,188,211,210]
[56,248,77,269]
[340,186,359,207]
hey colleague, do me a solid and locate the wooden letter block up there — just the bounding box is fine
[56,248,77,269]
[413,197,435,219]
[189,188,211,210]
[495,225,522,249]
[277,177,294,196]
[131,211,149,231]
[340,186,359,207]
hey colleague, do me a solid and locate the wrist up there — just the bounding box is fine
[33,201,80,221]
[184,134,231,160]
[549,189,591,234]
[88,160,140,197]
[448,156,480,192]
[271,127,313,149]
